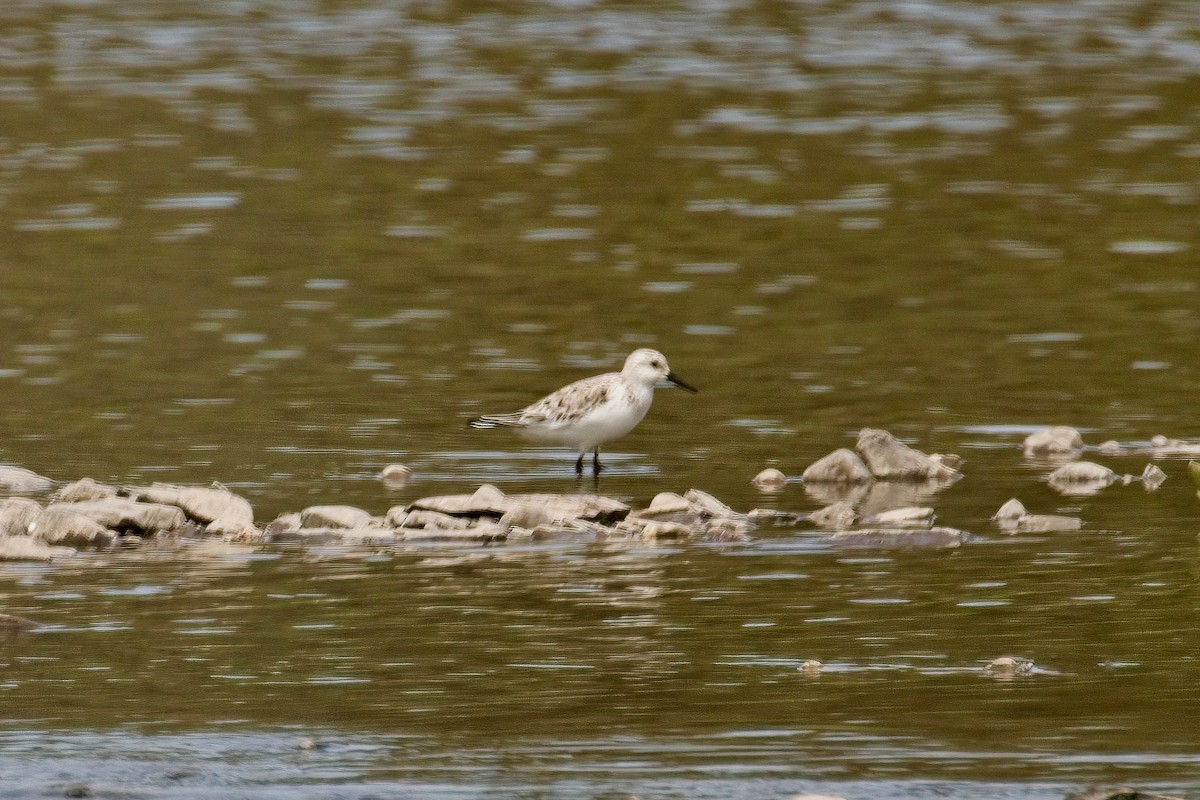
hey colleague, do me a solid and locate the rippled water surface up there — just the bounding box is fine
[3,0,1200,797]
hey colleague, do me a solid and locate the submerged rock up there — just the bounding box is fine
[801,448,872,484]
[1140,463,1167,491]
[1066,788,1185,800]
[830,526,967,549]
[808,501,857,531]
[751,468,787,492]
[1023,425,1084,457]
[379,463,413,487]
[991,498,1082,533]
[855,428,962,481]
[986,656,1034,677]
[0,466,54,495]
[1046,461,1118,495]
[861,506,935,528]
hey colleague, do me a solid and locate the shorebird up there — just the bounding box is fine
[468,348,697,475]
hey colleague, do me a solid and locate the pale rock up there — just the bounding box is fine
[831,526,967,549]
[55,477,118,503]
[379,463,413,486]
[300,505,373,529]
[28,508,117,546]
[1141,463,1167,491]
[0,498,41,536]
[1013,514,1083,533]
[400,522,507,541]
[862,506,935,527]
[1046,461,1117,495]
[47,498,187,533]
[638,520,691,540]
[1022,425,1083,457]
[264,512,302,538]
[1097,439,1123,455]
[385,507,408,527]
[646,492,690,513]
[992,498,1027,522]
[0,536,73,561]
[856,428,962,481]
[129,483,255,528]
[808,501,857,531]
[683,488,736,518]
[0,465,54,495]
[801,448,872,483]
[797,660,823,676]
[986,656,1033,676]
[752,468,787,491]
[401,509,474,530]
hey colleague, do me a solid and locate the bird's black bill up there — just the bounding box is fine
[667,372,698,393]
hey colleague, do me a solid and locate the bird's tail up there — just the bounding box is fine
[467,413,524,429]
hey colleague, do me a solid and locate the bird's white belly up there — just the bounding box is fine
[520,397,649,449]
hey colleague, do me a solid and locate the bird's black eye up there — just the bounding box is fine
[651,360,662,368]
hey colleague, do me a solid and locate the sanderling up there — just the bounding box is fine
[468,348,698,475]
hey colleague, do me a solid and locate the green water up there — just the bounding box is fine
[1,1,1200,797]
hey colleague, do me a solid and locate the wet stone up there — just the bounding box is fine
[861,506,935,528]
[47,498,187,534]
[855,428,962,481]
[0,498,42,536]
[55,477,118,503]
[128,483,255,529]
[801,448,872,483]
[830,526,967,549]
[1023,425,1084,457]
[0,465,54,496]
[752,467,787,491]
[300,505,374,529]
[0,536,73,561]
[28,508,117,546]
[808,501,857,531]
[1046,461,1118,495]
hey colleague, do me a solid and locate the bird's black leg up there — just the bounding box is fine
[592,448,603,475]
[574,453,584,475]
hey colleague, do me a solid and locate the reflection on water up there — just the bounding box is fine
[4,0,1200,796]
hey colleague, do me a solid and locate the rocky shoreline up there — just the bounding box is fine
[0,426,1178,562]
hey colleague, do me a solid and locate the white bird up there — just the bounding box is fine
[468,348,698,475]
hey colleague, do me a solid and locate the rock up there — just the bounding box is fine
[992,498,1027,522]
[1023,425,1083,457]
[1097,439,1123,455]
[128,483,255,530]
[797,659,823,676]
[636,520,692,539]
[1140,463,1167,491]
[808,501,857,531]
[646,492,690,513]
[410,485,628,525]
[801,448,872,483]
[28,508,117,546]
[1046,461,1118,495]
[379,464,413,487]
[986,656,1033,676]
[830,526,967,549]
[1191,460,1200,489]
[855,428,962,481]
[55,478,118,503]
[752,468,787,492]
[263,512,302,540]
[0,536,73,560]
[0,465,54,495]
[300,505,374,529]
[683,488,737,518]
[1014,514,1083,533]
[400,510,474,530]
[399,522,507,542]
[862,506,935,528]
[789,795,847,800]
[46,498,187,534]
[0,498,41,536]
[929,452,964,470]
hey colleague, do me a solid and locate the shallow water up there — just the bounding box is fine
[3,0,1200,797]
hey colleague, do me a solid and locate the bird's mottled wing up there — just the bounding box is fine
[517,373,616,427]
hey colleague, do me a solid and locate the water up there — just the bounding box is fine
[3,0,1200,797]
